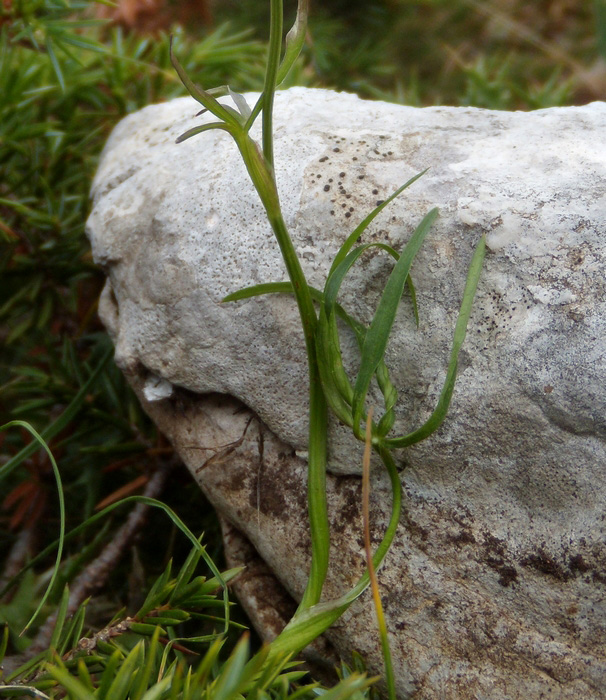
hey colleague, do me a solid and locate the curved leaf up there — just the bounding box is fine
[384,235,486,448]
[352,208,438,439]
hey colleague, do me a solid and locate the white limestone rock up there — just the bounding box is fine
[87,88,606,698]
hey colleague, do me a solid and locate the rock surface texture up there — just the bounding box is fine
[87,88,606,699]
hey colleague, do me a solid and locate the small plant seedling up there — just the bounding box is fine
[170,0,485,696]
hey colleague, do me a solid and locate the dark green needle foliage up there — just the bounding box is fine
[0,0,268,553]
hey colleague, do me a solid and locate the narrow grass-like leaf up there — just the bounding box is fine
[243,646,287,695]
[169,37,242,128]
[95,649,124,699]
[222,281,293,303]
[0,421,66,635]
[46,661,96,700]
[140,676,172,700]
[211,633,250,700]
[192,567,242,595]
[328,170,428,278]
[131,626,162,700]
[105,640,143,700]
[175,121,232,144]
[77,657,95,692]
[315,306,354,427]
[45,37,65,92]
[0,345,112,480]
[0,685,50,698]
[137,561,173,619]
[61,600,87,655]
[168,535,204,604]
[130,622,166,635]
[142,614,189,626]
[314,674,375,700]
[324,242,398,321]
[352,208,438,439]
[0,623,8,665]
[167,662,183,700]
[384,235,486,448]
[188,636,226,691]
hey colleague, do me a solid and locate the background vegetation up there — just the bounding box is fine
[1,0,604,696]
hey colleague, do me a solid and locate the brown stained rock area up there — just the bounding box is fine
[122,369,606,698]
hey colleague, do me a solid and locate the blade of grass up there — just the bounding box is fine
[46,661,96,700]
[261,0,283,167]
[328,170,428,278]
[0,344,113,480]
[384,235,486,448]
[352,208,438,439]
[0,421,66,635]
[324,242,399,321]
[47,585,70,651]
[169,37,242,128]
[175,121,233,144]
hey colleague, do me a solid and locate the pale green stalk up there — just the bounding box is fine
[262,0,283,166]
[231,130,330,610]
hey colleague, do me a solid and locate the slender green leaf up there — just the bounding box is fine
[324,242,398,321]
[140,676,172,700]
[0,624,8,665]
[61,600,87,655]
[46,660,96,700]
[105,640,143,700]
[136,561,173,619]
[352,208,438,439]
[315,306,354,427]
[0,685,50,698]
[175,121,232,144]
[0,421,66,634]
[97,649,124,699]
[314,673,375,699]
[384,235,486,448]
[0,345,112,480]
[77,657,95,692]
[170,37,242,128]
[131,626,162,700]
[328,170,428,278]
[211,633,250,700]
[45,37,65,92]
[168,537,204,604]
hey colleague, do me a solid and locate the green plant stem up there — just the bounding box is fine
[265,212,329,613]
[262,0,284,167]
[266,443,402,660]
[232,130,330,611]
